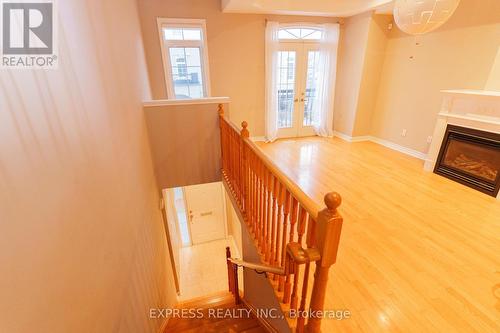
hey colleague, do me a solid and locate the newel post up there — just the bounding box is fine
[305,192,343,333]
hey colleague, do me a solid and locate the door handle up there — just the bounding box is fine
[294,98,299,102]
[200,211,213,217]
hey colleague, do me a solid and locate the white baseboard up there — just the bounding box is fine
[333,131,371,143]
[333,131,427,160]
[333,131,355,142]
[369,137,427,160]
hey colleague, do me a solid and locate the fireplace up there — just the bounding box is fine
[434,125,500,197]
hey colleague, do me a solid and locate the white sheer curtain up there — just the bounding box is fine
[313,23,340,137]
[264,21,280,142]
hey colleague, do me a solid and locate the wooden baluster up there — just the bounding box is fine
[253,155,259,240]
[240,121,250,212]
[269,175,278,266]
[227,128,230,182]
[246,145,251,215]
[289,198,299,244]
[265,173,274,263]
[297,206,307,246]
[255,159,262,248]
[282,252,293,304]
[253,154,259,236]
[279,190,291,291]
[236,134,239,195]
[255,160,261,249]
[306,193,343,333]
[296,261,310,333]
[283,198,297,303]
[290,259,300,310]
[232,131,236,188]
[218,105,225,174]
[228,128,232,184]
[250,151,255,231]
[290,206,307,309]
[243,148,247,218]
[247,150,252,227]
[262,164,269,261]
[292,206,310,332]
[247,146,252,221]
[259,162,266,251]
[260,161,266,255]
[306,216,316,248]
[230,130,234,185]
[225,124,229,176]
[273,183,284,282]
[297,217,317,332]
[235,131,240,203]
[233,131,237,189]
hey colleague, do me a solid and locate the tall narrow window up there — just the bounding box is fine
[158,19,211,99]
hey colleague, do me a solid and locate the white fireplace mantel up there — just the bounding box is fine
[424,89,500,199]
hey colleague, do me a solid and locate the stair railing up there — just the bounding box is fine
[219,105,344,333]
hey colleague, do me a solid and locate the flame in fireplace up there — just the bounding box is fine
[445,153,498,181]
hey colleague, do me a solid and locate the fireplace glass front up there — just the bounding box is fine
[434,125,500,197]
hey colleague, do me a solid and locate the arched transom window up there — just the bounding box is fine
[278,27,323,40]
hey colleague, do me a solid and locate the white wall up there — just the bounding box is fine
[371,0,500,153]
[0,1,176,332]
[333,12,372,136]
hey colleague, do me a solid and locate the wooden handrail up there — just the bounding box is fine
[219,104,344,333]
[228,258,285,276]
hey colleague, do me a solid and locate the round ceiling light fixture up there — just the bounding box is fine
[393,0,461,35]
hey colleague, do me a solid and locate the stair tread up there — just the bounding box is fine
[164,293,266,333]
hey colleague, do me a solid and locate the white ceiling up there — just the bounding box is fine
[221,0,394,17]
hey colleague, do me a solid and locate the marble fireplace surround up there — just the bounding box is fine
[424,90,500,199]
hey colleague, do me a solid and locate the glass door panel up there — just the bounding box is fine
[276,43,303,138]
[296,46,320,137]
[277,50,296,129]
[303,51,320,127]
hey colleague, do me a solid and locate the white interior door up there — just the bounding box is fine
[184,182,226,244]
[277,42,320,138]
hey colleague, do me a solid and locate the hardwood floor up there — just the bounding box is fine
[256,137,500,333]
[164,292,265,333]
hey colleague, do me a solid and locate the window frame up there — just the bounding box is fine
[157,18,211,99]
[277,23,324,44]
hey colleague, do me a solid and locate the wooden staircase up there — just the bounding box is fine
[164,292,266,333]
[219,105,344,333]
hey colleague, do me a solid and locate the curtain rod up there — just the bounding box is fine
[264,18,344,25]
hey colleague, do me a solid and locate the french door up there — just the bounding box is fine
[276,42,321,138]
